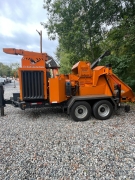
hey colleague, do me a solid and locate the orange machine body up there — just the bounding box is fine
[3,48,135,104]
[48,60,135,103]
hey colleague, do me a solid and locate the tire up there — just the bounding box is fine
[3,81,5,85]
[93,100,113,120]
[70,101,91,121]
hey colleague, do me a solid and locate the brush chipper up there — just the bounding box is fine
[0,49,134,121]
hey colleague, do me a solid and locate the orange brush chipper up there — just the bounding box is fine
[0,48,135,121]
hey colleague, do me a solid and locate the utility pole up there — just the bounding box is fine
[36,30,42,53]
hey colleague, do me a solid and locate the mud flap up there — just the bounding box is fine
[124,105,130,112]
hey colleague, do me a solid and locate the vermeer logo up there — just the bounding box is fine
[30,58,41,64]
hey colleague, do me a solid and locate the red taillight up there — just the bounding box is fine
[37,102,42,105]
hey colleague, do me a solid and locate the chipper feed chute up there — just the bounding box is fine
[109,73,135,102]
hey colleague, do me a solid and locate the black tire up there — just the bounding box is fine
[93,100,113,120]
[70,101,91,121]
[3,81,5,85]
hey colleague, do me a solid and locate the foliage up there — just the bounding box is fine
[100,12,135,89]
[42,0,113,61]
[100,55,135,87]
[0,62,19,77]
[0,63,11,77]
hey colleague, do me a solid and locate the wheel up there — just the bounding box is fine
[70,101,91,121]
[93,100,113,120]
[3,81,5,85]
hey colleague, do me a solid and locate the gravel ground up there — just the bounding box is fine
[0,81,135,180]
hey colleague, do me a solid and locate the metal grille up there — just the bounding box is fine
[22,71,44,100]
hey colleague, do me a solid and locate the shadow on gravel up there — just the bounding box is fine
[23,107,69,120]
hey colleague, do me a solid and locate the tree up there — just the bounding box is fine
[100,14,135,90]
[10,63,20,77]
[0,62,19,77]
[42,0,114,62]
[0,63,12,77]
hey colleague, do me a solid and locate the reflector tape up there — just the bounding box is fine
[30,102,42,105]
[51,101,57,103]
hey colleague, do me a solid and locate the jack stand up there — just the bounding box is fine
[0,84,5,116]
[1,107,4,116]
[14,80,16,88]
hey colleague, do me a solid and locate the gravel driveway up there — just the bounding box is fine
[0,81,135,180]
